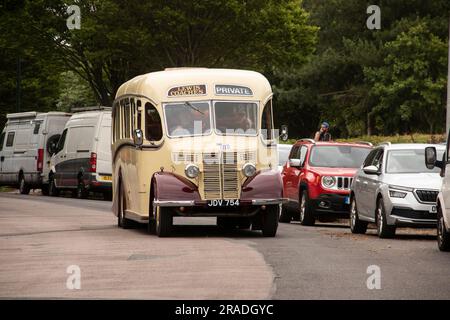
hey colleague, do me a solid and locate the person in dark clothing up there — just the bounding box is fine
[314,122,332,141]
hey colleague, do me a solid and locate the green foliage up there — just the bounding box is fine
[365,20,447,134]
[281,0,450,139]
[56,71,97,112]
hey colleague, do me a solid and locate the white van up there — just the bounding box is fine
[0,111,71,194]
[49,109,112,199]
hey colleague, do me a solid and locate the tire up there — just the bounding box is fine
[76,179,89,199]
[261,205,279,237]
[103,191,112,201]
[41,185,49,196]
[155,206,172,237]
[19,175,30,195]
[376,198,396,238]
[118,180,133,229]
[48,176,59,197]
[299,190,315,226]
[437,206,450,252]
[349,196,368,234]
[279,205,292,223]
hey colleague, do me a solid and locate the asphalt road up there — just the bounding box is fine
[1,191,450,299]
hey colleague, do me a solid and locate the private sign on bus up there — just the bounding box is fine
[111,68,284,237]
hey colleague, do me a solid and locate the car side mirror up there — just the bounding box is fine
[289,158,301,167]
[280,125,288,142]
[425,146,438,169]
[363,165,380,175]
[133,129,143,147]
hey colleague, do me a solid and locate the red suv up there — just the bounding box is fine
[280,139,372,225]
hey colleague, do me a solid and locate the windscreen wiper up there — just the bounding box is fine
[183,101,204,115]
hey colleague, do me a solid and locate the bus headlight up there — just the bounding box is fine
[243,163,257,177]
[185,164,200,178]
[321,176,336,189]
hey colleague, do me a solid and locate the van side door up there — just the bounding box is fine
[0,131,6,183]
[2,132,16,184]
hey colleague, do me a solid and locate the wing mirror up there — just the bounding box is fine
[289,158,301,167]
[133,129,143,147]
[425,146,438,169]
[280,125,288,142]
[363,165,380,175]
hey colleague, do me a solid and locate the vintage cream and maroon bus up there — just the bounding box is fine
[112,68,284,237]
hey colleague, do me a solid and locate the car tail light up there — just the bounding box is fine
[89,152,97,173]
[37,148,44,172]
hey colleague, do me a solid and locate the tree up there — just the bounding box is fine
[365,20,447,134]
[9,0,317,107]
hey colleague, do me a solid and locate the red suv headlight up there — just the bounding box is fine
[321,176,337,189]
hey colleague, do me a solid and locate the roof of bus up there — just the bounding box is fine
[115,68,272,104]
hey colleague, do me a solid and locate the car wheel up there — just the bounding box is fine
[299,190,315,226]
[76,179,89,199]
[261,205,279,237]
[350,196,368,234]
[437,206,450,252]
[48,176,59,197]
[376,198,396,238]
[279,204,292,223]
[155,206,172,237]
[118,180,133,229]
[19,175,30,195]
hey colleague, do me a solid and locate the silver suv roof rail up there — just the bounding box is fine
[297,138,316,144]
[378,141,391,146]
[70,106,111,113]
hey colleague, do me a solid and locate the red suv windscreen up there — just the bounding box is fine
[309,145,370,168]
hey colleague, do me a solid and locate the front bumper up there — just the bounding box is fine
[310,193,351,216]
[153,198,286,217]
[385,191,437,227]
[389,207,437,227]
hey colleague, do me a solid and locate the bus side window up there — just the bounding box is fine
[145,103,163,142]
[130,98,136,135]
[261,99,274,140]
[137,100,142,130]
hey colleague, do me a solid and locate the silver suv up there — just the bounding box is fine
[350,143,445,238]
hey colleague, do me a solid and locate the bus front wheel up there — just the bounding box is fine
[155,206,172,237]
[261,205,279,237]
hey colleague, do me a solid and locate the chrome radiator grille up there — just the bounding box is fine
[202,152,240,200]
[203,153,222,199]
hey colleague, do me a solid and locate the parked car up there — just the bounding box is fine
[49,108,112,199]
[425,138,450,251]
[277,143,293,172]
[280,139,372,225]
[0,111,71,194]
[350,143,445,238]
